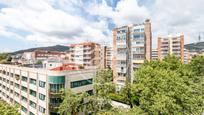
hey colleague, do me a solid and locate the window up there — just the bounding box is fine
[30,90,36,97]
[15,83,20,89]
[21,86,27,92]
[30,78,36,85]
[10,81,13,85]
[39,106,45,113]
[29,112,35,115]
[10,73,13,77]
[134,29,140,32]
[39,93,45,101]
[71,79,93,88]
[49,84,64,93]
[21,106,27,113]
[22,76,27,82]
[30,101,36,109]
[39,81,45,88]
[21,96,27,102]
[14,92,19,97]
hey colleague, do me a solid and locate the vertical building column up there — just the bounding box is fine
[180,35,184,63]
[112,29,117,82]
[144,20,152,61]
[158,37,161,60]
[169,37,173,55]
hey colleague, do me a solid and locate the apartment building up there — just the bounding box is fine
[21,50,65,64]
[69,42,101,68]
[0,64,95,115]
[112,19,152,87]
[158,34,184,62]
[152,49,158,60]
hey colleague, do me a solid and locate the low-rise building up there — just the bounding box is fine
[0,64,95,115]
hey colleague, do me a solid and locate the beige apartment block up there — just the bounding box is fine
[158,34,184,62]
[69,42,101,68]
[112,19,152,88]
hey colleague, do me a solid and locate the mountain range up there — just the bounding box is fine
[12,45,69,54]
[184,42,204,51]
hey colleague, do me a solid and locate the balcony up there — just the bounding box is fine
[49,91,64,98]
[49,103,60,113]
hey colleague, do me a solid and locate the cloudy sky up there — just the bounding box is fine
[0,0,204,52]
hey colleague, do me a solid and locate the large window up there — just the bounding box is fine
[30,78,36,85]
[30,90,36,97]
[22,76,27,82]
[21,86,27,92]
[29,100,36,109]
[39,81,45,88]
[71,79,93,88]
[49,84,64,93]
[29,112,35,115]
[39,93,45,101]
[21,106,27,113]
[39,106,45,113]
[21,96,27,102]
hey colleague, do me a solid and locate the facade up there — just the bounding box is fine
[32,50,64,61]
[20,50,64,64]
[105,46,113,69]
[100,46,113,69]
[69,42,101,68]
[158,34,184,62]
[0,64,95,115]
[152,49,158,60]
[112,19,152,87]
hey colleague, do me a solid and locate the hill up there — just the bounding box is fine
[184,42,204,51]
[12,45,69,54]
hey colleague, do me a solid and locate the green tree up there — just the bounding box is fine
[94,69,115,98]
[59,89,88,115]
[59,89,112,115]
[189,55,204,76]
[0,53,11,64]
[0,100,20,115]
[131,55,204,114]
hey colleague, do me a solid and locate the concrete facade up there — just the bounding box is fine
[69,42,101,68]
[158,34,184,62]
[112,19,152,87]
[0,64,95,115]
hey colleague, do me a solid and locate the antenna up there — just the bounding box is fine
[198,32,201,42]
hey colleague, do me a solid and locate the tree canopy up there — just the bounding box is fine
[59,55,204,115]
[0,53,11,64]
[131,55,204,114]
[0,100,20,115]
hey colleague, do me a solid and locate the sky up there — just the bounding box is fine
[0,0,204,52]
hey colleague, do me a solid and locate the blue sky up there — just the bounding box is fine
[0,0,204,52]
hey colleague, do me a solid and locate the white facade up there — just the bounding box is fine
[0,64,95,115]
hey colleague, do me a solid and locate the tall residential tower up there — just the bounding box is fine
[112,19,152,87]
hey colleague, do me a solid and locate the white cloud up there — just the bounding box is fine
[87,0,150,26]
[1,0,204,49]
[151,0,204,45]
[0,0,110,46]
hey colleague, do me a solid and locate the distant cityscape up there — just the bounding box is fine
[0,19,204,115]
